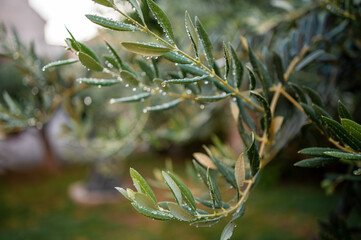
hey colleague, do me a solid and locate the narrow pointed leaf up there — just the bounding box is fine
[129,168,157,204]
[185,11,199,57]
[324,151,361,161]
[165,171,197,212]
[127,0,145,24]
[204,146,237,189]
[121,42,172,56]
[105,41,133,73]
[235,153,245,190]
[295,50,324,71]
[341,118,361,141]
[92,0,114,7]
[193,153,217,170]
[190,216,224,228]
[3,92,22,115]
[247,133,260,177]
[246,66,256,90]
[167,202,197,221]
[303,86,324,107]
[206,168,222,210]
[338,100,352,120]
[193,160,208,186]
[131,202,174,220]
[294,157,338,168]
[77,78,120,86]
[115,187,133,201]
[120,70,139,86]
[178,64,208,76]
[162,52,192,64]
[42,59,78,71]
[79,42,101,63]
[162,171,182,205]
[78,52,103,72]
[146,0,175,43]
[86,15,140,31]
[322,116,361,152]
[196,93,231,102]
[221,221,236,240]
[250,91,272,137]
[223,42,231,79]
[103,56,120,70]
[272,52,285,84]
[229,44,243,88]
[145,98,182,112]
[195,17,214,68]
[136,58,154,80]
[110,93,151,103]
[195,198,230,209]
[231,204,245,222]
[298,147,343,157]
[289,82,307,104]
[164,75,208,84]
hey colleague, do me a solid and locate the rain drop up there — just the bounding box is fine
[200,104,205,110]
[84,96,92,106]
[132,88,137,92]
[125,84,130,88]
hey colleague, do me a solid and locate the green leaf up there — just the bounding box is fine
[289,83,307,104]
[146,0,175,44]
[235,153,245,190]
[162,52,192,64]
[78,42,101,63]
[165,171,197,212]
[206,168,222,210]
[109,93,151,103]
[105,41,134,73]
[120,70,139,86]
[121,42,172,56]
[42,59,78,71]
[92,0,114,7]
[167,202,197,221]
[162,171,182,205]
[221,221,236,240]
[190,216,224,228]
[115,187,133,201]
[322,116,361,152]
[294,157,338,168]
[131,202,174,220]
[145,98,182,112]
[127,0,145,24]
[248,45,271,100]
[250,91,272,137]
[78,52,103,72]
[164,75,209,84]
[303,86,324,107]
[338,100,352,120]
[231,204,245,222]
[178,64,208,76]
[86,15,140,31]
[246,66,256,90]
[196,93,231,102]
[3,92,22,115]
[195,198,230,209]
[192,160,208,186]
[295,50,324,71]
[193,153,217,170]
[77,78,120,86]
[298,147,343,157]
[247,133,260,177]
[313,104,332,119]
[324,151,361,161]
[195,17,214,68]
[136,58,154,80]
[272,52,285,84]
[65,27,81,51]
[229,44,243,89]
[129,168,157,204]
[223,42,231,79]
[151,59,159,78]
[341,118,361,142]
[134,192,158,210]
[205,147,237,189]
[103,56,120,70]
[185,11,199,57]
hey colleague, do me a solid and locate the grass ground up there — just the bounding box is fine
[0,154,340,240]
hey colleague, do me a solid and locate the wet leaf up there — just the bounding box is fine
[127,0,145,24]
[221,221,236,240]
[78,52,103,72]
[162,171,182,205]
[145,98,182,112]
[130,168,157,204]
[42,59,78,71]
[164,75,208,84]
[121,42,172,56]
[115,187,133,201]
[235,153,245,190]
[207,168,222,209]
[120,70,139,86]
[195,17,214,68]
[162,52,192,64]
[229,44,243,88]
[86,15,141,31]
[324,151,361,161]
[146,0,175,43]
[131,202,174,220]
[294,157,338,168]
[92,0,114,8]
[77,78,121,86]
[341,118,361,142]
[185,11,199,57]
[193,152,217,170]
[298,147,343,157]
[338,100,352,120]
[247,133,260,177]
[196,93,231,102]
[109,93,151,103]
[167,202,197,221]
